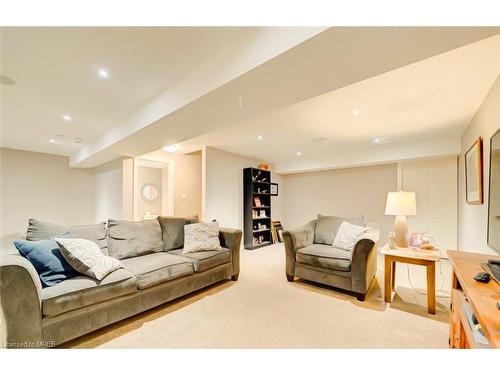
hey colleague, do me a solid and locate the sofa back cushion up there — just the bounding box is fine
[157,216,199,251]
[26,219,108,255]
[108,219,163,259]
[314,214,364,245]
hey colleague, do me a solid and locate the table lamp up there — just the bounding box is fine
[385,191,416,247]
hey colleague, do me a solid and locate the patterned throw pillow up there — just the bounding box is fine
[182,222,222,254]
[332,221,369,252]
[55,238,123,280]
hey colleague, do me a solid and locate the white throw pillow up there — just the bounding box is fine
[55,238,123,280]
[332,221,369,252]
[183,222,222,254]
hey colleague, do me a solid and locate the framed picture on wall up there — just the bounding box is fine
[270,183,279,196]
[465,137,483,205]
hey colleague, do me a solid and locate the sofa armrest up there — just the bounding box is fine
[0,254,43,347]
[282,220,316,277]
[218,228,242,277]
[350,239,377,294]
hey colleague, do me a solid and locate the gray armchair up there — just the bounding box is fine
[283,215,377,301]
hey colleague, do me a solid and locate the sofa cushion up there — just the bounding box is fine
[41,268,137,317]
[108,219,163,260]
[169,247,231,272]
[26,219,108,254]
[157,216,199,251]
[296,244,352,272]
[314,214,364,245]
[121,253,194,289]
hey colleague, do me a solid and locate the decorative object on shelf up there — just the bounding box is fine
[257,163,269,170]
[270,183,279,196]
[385,191,417,248]
[244,167,272,249]
[408,232,424,248]
[253,196,262,207]
[420,233,435,250]
[388,232,397,249]
[271,220,284,243]
[487,128,500,253]
[465,137,483,205]
[141,183,160,202]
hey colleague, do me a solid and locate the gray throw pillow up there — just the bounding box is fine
[56,238,122,280]
[314,214,364,245]
[157,216,199,251]
[183,222,222,254]
[107,219,163,260]
[26,219,108,254]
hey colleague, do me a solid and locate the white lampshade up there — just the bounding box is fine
[385,191,416,216]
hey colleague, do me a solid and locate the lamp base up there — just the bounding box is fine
[393,215,408,248]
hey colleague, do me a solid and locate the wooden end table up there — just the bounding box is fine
[380,245,442,314]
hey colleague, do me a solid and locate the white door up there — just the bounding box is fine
[400,157,458,249]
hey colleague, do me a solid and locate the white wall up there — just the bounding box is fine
[204,147,258,229]
[459,74,500,254]
[0,148,126,235]
[138,150,202,219]
[203,147,283,230]
[92,157,124,222]
[1,148,95,235]
[136,166,162,219]
[281,164,398,242]
[400,157,458,249]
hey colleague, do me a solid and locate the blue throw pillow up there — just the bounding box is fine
[14,238,78,288]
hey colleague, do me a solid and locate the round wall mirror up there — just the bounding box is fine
[141,183,160,202]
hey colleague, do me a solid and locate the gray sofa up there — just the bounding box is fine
[0,217,241,348]
[283,215,377,301]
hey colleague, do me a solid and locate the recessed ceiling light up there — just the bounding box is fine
[374,137,390,145]
[62,114,72,121]
[257,135,263,140]
[98,68,109,79]
[296,151,302,156]
[163,144,179,153]
[353,109,360,116]
[49,138,57,143]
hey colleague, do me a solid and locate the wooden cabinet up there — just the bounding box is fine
[448,250,500,348]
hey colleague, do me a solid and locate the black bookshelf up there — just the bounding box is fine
[243,167,272,250]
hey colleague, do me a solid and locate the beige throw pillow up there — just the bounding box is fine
[183,222,222,254]
[56,238,123,280]
[332,221,369,252]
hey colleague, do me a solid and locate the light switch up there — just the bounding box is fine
[181,193,187,199]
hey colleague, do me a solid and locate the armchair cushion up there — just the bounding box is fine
[296,244,351,272]
[314,214,364,245]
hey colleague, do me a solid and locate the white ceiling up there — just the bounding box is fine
[0,27,254,155]
[2,27,500,174]
[177,34,500,173]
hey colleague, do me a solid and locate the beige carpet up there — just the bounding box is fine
[63,244,451,348]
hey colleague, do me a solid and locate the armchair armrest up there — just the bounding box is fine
[0,254,43,347]
[351,239,377,294]
[218,228,242,279]
[282,220,316,278]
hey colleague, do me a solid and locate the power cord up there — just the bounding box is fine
[405,259,451,299]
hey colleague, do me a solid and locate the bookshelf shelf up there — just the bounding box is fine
[244,167,272,250]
